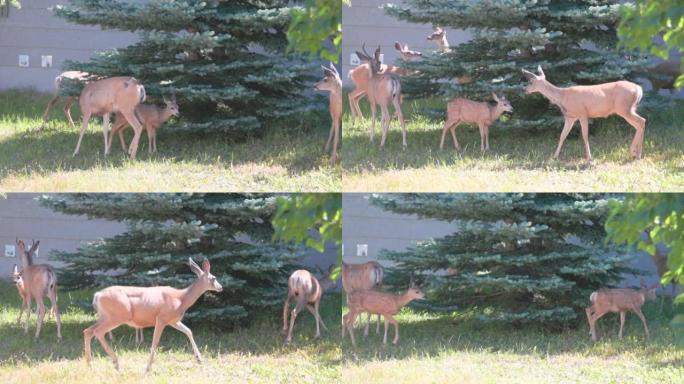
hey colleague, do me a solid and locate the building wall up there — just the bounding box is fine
[343,193,667,292]
[341,0,470,86]
[0,0,138,92]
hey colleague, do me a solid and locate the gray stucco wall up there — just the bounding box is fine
[0,0,138,92]
[343,193,669,293]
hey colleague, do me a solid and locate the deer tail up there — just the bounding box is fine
[374,265,384,287]
[634,84,643,107]
[92,291,102,313]
[391,76,401,102]
[589,291,597,303]
[138,84,147,103]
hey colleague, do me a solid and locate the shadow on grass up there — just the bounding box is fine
[342,301,683,369]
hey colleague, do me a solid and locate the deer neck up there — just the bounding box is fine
[21,251,33,268]
[179,281,207,313]
[395,292,415,308]
[536,80,565,109]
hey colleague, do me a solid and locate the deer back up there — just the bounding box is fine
[288,270,322,303]
[342,262,383,293]
[80,76,145,116]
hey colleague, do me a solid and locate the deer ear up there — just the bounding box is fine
[329,62,339,76]
[29,240,40,254]
[394,41,402,51]
[521,69,537,81]
[202,258,211,273]
[537,65,545,78]
[375,46,382,61]
[355,51,369,62]
[492,93,499,102]
[188,258,203,276]
[13,264,18,275]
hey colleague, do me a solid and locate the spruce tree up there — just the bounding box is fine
[384,0,642,130]
[53,0,323,136]
[370,193,637,327]
[40,193,305,326]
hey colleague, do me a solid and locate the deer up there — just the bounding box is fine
[441,93,513,152]
[106,95,179,155]
[585,279,658,342]
[313,63,342,165]
[341,261,384,338]
[73,76,147,160]
[641,231,678,312]
[522,65,646,162]
[646,60,682,92]
[282,266,335,344]
[427,26,450,52]
[343,285,424,346]
[83,258,222,372]
[355,44,407,148]
[15,239,62,340]
[41,71,90,129]
[348,43,417,124]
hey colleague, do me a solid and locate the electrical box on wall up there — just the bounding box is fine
[18,54,29,67]
[5,244,15,257]
[350,53,360,66]
[356,244,368,257]
[41,55,52,68]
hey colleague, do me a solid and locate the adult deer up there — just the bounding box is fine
[441,93,512,152]
[73,76,146,159]
[83,258,222,372]
[427,26,450,52]
[585,279,658,341]
[348,43,416,124]
[522,66,646,161]
[15,239,62,340]
[107,95,179,154]
[341,261,384,338]
[355,44,407,148]
[42,71,90,129]
[282,266,335,344]
[313,63,342,164]
[343,285,424,346]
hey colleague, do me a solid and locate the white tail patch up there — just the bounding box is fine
[590,291,597,302]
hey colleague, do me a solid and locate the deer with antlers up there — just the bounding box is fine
[83,258,222,372]
[343,284,424,346]
[355,44,407,148]
[106,95,179,155]
[15,239,62,340]
[427,26,450,52]
[41,71,90,129]
[282,266,335,344]
[441,93,512,152]
[348,43,419,124]
[313,63,342,164]
[73,76,147,159]
[585,279,658,341]
[522,66,646,161]
[341,261,384,338]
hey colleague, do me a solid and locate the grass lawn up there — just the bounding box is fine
[342,304,684,384]
[0,281,341,383]
[342,94,684,192]
[0,89,340,192]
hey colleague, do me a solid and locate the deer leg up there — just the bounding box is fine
[330,118,339,165]
[171,321,202,363]
[553,118,577,159]
[393,95,407,148]
[441,119,457,149]
[347,311,358,347]
[451,123,461,150]
[478,122,486,152]
[578,117,592,162]
[382,316,389,344]
[305,304,323,338]
[589,308,609,342]
[121,110,144,160]
[24,296,32,333]
[285,296,305,344]
[349,89,366,123]
[376,314,381,335]
[281,294,291,335]
[363,312,370,338]
[146,127,154,154]
[369,102,377,143]
[314,300,327,331]
[93,321,122,371]
[619,110,646,160]
[17,296,27,325]
[632,308,650,338]
[73,111,92,156]
[386,314,400,345]
[325,120,334,152]
[145,320,166,373]
[485,124,490,150]
[585,307,594,337]
[379,105,390,148]
[42,94,60,128]
[107,119,125,154]
[137,328,144,345]
[342,312,348,338]
[618,311,626,339]
[48,286,62,340]
[34,299,46,339]
[64,98,76,128]
[102,113,110,156]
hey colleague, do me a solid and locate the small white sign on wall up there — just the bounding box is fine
[18,54,29,67]
[5,245,16,257]
[350,53,360,66]
[357,244,368,257]
[41,55,53,68]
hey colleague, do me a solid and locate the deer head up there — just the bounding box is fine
[356,43,383,75]
[12,264,22,284]
[162,94,180,118]
[313,62,342,92]
[492,93,513,113]
[394,42,422,61]
[16,238,39,266]
[639,278,658,301]
[316,264,337,291]
[427,26,446,42]
[188,258,223,292]
[521,65,547,94]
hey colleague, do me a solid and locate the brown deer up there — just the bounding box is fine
[646,60,682,92]
[73,76,146,159]
[41,71,90,129]
[84,258,222,372]
[313,63,342,164]
[107,95,179,154]
[427,26,450,52]
[355,44,407,148]
[348,43,416,124]
[585,279,658,342]
[341,261,384,338]
[15,239,62,340]
[641,231,678,311]
[343,285,424,346]
[441,93,513,152]
[522,65,646,161]
[282,266,335,344]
